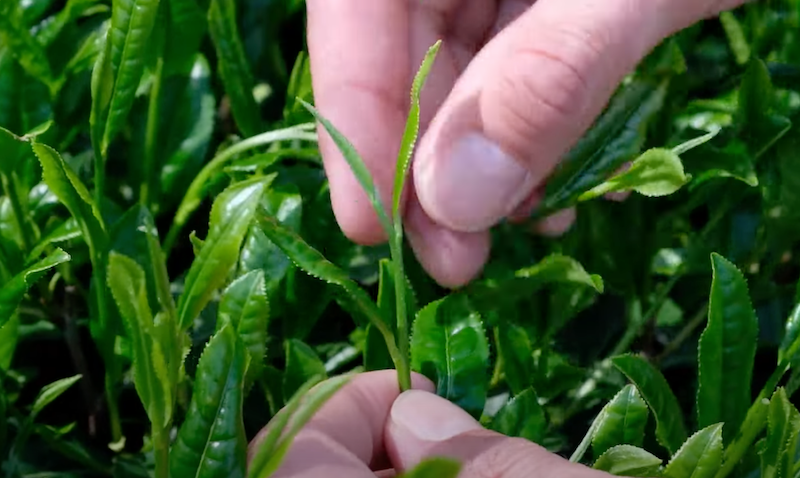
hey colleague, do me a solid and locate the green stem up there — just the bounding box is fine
[163,124,317,255]
[655,303,709,363]
[153,427,170,478]
[104,373,123,449]
[1,172,32,252]
[141,58,164,208]
[389,236,411,392]
[93,148,105,207]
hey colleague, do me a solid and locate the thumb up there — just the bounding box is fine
[385,390,609,478]
[413,0,748,233]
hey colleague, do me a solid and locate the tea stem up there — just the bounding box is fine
[104,374,123,447]
[389,237,411,392]
[141,57,164,208]
[1,172,32,253]
[153,426,170,478]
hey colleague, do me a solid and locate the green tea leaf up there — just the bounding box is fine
[96,0,162,153]
[593,445,662,477]
[411,293,489,418]
[107,252,172,430]
[392,40,441,222]
[537,79,668,215]
[0,315,19,370]
[0,2,55,91]
[579,148,689,201]
[683,142,758,189]
[592,384,649,458]
[399,458,462,478]
[255,210,398,361]
[170,325,249,478]
[495,322,534,396]
[208,0,262,137]
[611,354,687,455]
[163,0,206,76]
[760,388,800,478]
[663,424,724,478]
[0,248,70,326]
[300,99,393,237]
[697,254,758,443]
[26,218,82,264]
[248,374,351,478]
[366,260,400,371]
[31,374,82,418]
[283,339,326,402]
[216,270,269,389]
[719,11,750,66]
[780,304,800,367]
[489,388,546,443]
[176,177,269,330]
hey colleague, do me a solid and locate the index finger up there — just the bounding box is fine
[251,371,435,477]
[306,0,411,245]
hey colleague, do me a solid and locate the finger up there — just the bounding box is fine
[253,371,435,477]
[306,0,410,244]
[413,0,749,233]
[386,390,611,478]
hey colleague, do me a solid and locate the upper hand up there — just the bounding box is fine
[306,0,748,288]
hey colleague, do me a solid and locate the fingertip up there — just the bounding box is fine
[405,198,490,289]
[533,207,576,237]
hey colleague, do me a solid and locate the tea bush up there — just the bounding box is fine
[1,1,800,477]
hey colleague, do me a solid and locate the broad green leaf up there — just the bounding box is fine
[170,325,249,478]
[537,79,668,216]
[176,177,269,330]
[159,54,216,209]
[592,384,649,458]
[399,458,462,478]
[760,389,800,478]
[0,2,54,91]
[255,211,398,360]
[720,11,750,65]
[737,58,791,158]
[95,0,162,153]
[392,40,441,221]
[579,148,689,201]
[663,424,724,478]
[32,142,107,258]
[107,252,172,430]
[31,374,82,418]
[495,322,534,396]
[216,270,269,389]
[410,293,489,418]
[163,0,206,76]
[0,314,19,370]
[489,388,546,444]
[248,374,351,478]
[300,99,393,237]
[0,248,70,326]
[683,141,758,189]
[593,445,662,477]
[26,219,82,264]
[207,0,262,137]
[611,354,687,455]
[697,254,758,443]
[283,339,327,402]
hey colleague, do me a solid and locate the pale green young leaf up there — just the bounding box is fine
[107,252,172,430]
[0,248,70,327]
[697,254,758,444]
[411,293,489,418]
[208,0,262,137]
[663,424,724,478]
[300,99,393,237]
[392,40,441,223]
[216,270,269,389]
[176,177,270,330]
[592,384,650,458]
[169,325,249,478]
[611,354,687,455]
[579,148,690,202]
[719,11,750,66]
[248,374,352,478]
[760,388,800,478]
[489,388,546,444]
[31,374,82,418]
[593,445,662,477]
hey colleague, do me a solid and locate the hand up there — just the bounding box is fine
[306,0,748,288]
[250,370,611,478]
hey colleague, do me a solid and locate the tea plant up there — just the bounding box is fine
[2,1,800,478]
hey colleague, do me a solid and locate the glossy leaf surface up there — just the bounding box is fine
[489,388,546,443]
[663,424,724,478]
[592,384,649,458]
[593,445,662,477]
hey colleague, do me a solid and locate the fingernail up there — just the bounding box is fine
[390,390,482,442]
[416,132,538,233]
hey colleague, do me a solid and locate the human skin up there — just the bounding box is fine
[305,0,749,288]
[251,370,622,478]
